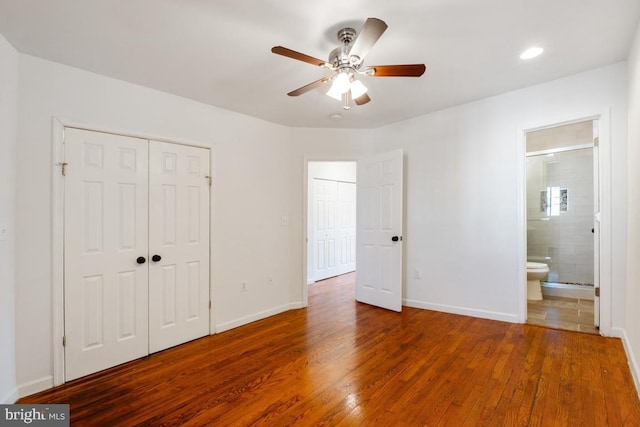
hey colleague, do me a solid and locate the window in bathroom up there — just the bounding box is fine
[540,187,568,216]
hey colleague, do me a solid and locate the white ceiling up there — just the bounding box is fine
[1,0,639,129]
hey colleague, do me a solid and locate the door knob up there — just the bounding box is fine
[392,236,401,242]
[136,256,146,264]
[152,255,162,262]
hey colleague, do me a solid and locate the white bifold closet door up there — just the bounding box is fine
[313,179,338,281]
[336,181,356,275]
[312,179,357,281]
[64,128,210,381]
[148,141,210,353]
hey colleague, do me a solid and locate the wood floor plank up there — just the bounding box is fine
[18,272,640,426]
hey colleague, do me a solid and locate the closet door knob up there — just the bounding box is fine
[136,256,146,264]
[152,255,162,262]
[392,236,400,242]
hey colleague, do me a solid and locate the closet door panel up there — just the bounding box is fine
[337,181,356,275]
[64,128,149,381]
[149,141,210,353]
[312,179,338,281]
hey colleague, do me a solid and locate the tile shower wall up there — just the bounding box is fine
[526,148,594,285]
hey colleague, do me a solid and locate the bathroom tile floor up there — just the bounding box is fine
[527,295,599,334]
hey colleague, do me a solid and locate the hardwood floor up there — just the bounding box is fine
[527,296,599,334]
[20,272,640,426]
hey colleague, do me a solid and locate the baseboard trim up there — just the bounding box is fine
[17,376,53,399]
[614,327,640,398]
[1,388,19,404]
[403,299,519,324]
[608,326,625,339]
[215,302,305,334]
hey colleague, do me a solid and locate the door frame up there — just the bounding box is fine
[302,157,357,307]
[517,109,612,335]
[51,118,215,385]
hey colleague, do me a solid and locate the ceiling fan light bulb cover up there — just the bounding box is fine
[326,84,343,100]
[333,72,351,94]
[350,79,368,99]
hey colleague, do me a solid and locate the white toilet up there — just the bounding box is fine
[526,262,549,300]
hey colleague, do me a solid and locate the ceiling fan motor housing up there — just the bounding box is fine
[330,27,362,71]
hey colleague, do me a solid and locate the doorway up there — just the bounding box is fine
[524,119,600,333]
[304,150,405,313]
[306,161,357,285]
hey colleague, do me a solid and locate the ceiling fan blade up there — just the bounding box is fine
[287,77,331,96]
[272,46,326,67]
[369,64,426,77]
[354,93,371,105]
[348,18,388,63]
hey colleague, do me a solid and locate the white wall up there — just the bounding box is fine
[0,34,18,404]
[0,35,18,403]
[366,63,628,325]
[14,55,299,395]
[308,162,357,183]
[625,22,640,392]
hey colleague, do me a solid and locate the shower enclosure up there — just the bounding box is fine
[526,123,595,287]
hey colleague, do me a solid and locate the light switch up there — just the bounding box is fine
[0,224,8,241]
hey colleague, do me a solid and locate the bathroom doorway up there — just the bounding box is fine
[525,119,600,334]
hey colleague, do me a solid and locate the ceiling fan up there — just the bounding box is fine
[271,18,426,110]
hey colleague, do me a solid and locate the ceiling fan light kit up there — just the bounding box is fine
[349,79,368,99]
[271,17,426,111]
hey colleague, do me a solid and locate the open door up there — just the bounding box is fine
[356,149,404,312]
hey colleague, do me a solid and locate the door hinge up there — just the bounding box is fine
[209,300,211,309]
[595,287,600,297]
[57,162,68,176]
[62,336,66,347]
[593,136,600,147]
[205,175,212,186]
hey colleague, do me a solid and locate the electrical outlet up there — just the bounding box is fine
[241,281,247,292]
[281,215,289,226]
[0,224,7,241]
[414,268,422,279]
[267,277,273,286]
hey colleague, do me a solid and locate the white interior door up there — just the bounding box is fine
[356,149,404,312]
[313,179,338,281]
[148,141,210,353]
[337,181,356,275]
[64,128,149,381]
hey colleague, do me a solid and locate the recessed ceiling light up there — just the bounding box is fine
[330,114,342,121]
[520,47,544,60]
